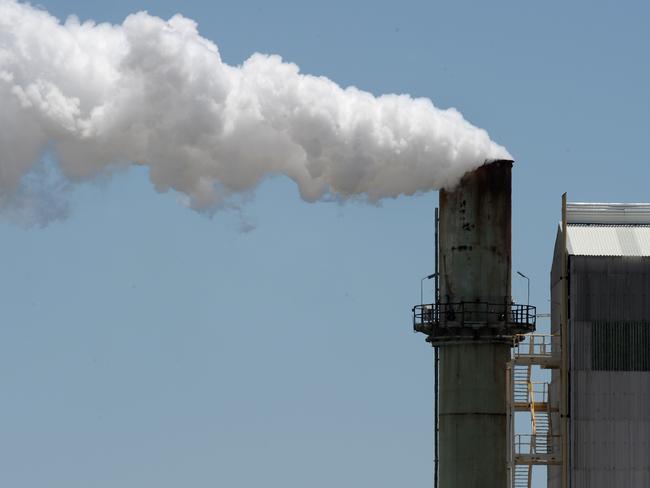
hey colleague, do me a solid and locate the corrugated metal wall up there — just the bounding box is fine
[548,227,564,488]
[569,255,650,487]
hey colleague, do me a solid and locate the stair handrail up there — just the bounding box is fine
[513,333,561,358]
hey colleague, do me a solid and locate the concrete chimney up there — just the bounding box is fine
[413,160,535,487]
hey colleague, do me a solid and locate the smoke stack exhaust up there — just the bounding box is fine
[414,160,535,487]
[0,1,511,224]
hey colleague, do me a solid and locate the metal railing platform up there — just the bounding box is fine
[512,334,561,368]
[413,301,536,342]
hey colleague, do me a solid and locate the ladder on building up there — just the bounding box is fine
[508,334,561,488]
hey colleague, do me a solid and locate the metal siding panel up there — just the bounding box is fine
[567,203,650,225]
[568,256,650,486]
[549,227,564,488]
[551,226,563,337]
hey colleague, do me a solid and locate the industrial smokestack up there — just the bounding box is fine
[414,160,535,488]
[0,0,511,223]
[440,159,512,309]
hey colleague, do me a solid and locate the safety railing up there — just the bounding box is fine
[513,334,560,359]
[514,434,560,455]
[413,301,536,331]
[530,381,549,404]
[513,380,547,404]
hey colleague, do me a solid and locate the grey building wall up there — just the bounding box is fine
[549,228,564,488]
[550,241,650,487]
[569,256,650,487]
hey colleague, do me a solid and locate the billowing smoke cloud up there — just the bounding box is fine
[0,0,511,223]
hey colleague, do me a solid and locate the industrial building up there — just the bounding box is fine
[548,202,650,487]
[413,161,650,488]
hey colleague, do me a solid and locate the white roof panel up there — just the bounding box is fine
[567,225,650,256]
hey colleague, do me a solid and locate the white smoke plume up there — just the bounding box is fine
[0,0,511,222]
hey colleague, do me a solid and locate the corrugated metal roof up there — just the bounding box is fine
[567,225,650,256]
[567,203,650,224]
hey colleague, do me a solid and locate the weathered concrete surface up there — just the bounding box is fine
[436,160,513,487]
[439,160,512,306]
[439,343,510,488]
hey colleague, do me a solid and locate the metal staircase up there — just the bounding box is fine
[513,463,531,488]
[508,334,561,488]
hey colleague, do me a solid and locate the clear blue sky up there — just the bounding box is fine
[1,1,649,487]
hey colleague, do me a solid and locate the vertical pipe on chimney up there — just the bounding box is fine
[433,207,439,488]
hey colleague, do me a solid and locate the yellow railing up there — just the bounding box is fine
[530,381,549,404]
[513,333,560,358]
[514,434,560,455]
